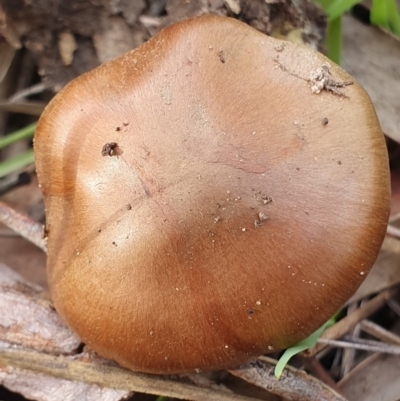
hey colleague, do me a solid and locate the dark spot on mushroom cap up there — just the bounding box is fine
[101,142,119,157]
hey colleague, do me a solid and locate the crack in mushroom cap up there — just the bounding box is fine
[34,15,390,374]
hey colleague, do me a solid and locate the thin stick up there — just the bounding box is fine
[387,224,400,240]
[8,83,47,102]
[317,338,400,355]
[0,201,46,252]
[298,356,340,392]
[387,297,400,317]
[340,302,359,377]
[0,346,258,401]
[360,320,400,345]
[389,213,400,223]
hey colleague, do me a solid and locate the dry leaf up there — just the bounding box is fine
[338,353,400,401]
[342,15,400,144]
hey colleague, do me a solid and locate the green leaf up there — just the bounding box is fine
[0,149,34,178]
[274,316,336,378]
[327,0,362,21]
[0,123,37,150]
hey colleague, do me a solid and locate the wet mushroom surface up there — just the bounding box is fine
[34,15,390,374]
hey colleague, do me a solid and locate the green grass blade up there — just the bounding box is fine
[0,123,36,150]
[326,17,342,64]
[274,317,336,378]
[371,0,390,29]
[386,0,400,35]
[327,0,362,21]
[0,149,34,178]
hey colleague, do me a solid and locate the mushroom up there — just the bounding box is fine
[34,15,390,374]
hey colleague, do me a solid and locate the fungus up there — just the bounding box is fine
[34,16,390,374]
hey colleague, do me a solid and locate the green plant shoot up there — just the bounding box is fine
[274,316,336,378]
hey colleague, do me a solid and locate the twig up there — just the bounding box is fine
[139,15,162,28]
[8,83,47,102]
[389,213,400,223]
[360,320,400,345]
[340,302,359,378]
[328,348,343,380]
[386,224,400,240]
[229,357,347,401]
[298,356,340,392]
[0,201,46,252]
[387,297,400,317]
[0,346,259,401]
[317,338,400,355]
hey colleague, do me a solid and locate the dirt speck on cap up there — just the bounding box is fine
[310,64,353,95]
[101,142,119,157]
[218,49,225,63]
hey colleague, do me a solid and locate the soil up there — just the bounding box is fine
[0,0,326,92]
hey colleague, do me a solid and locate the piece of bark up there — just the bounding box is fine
[0,345,261,401]
[0,362,129,401]
[229,357,347,401]
[0,262,79,354]
[0,263,132,400]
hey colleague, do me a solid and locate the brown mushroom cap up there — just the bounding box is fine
[34,15,390,374]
